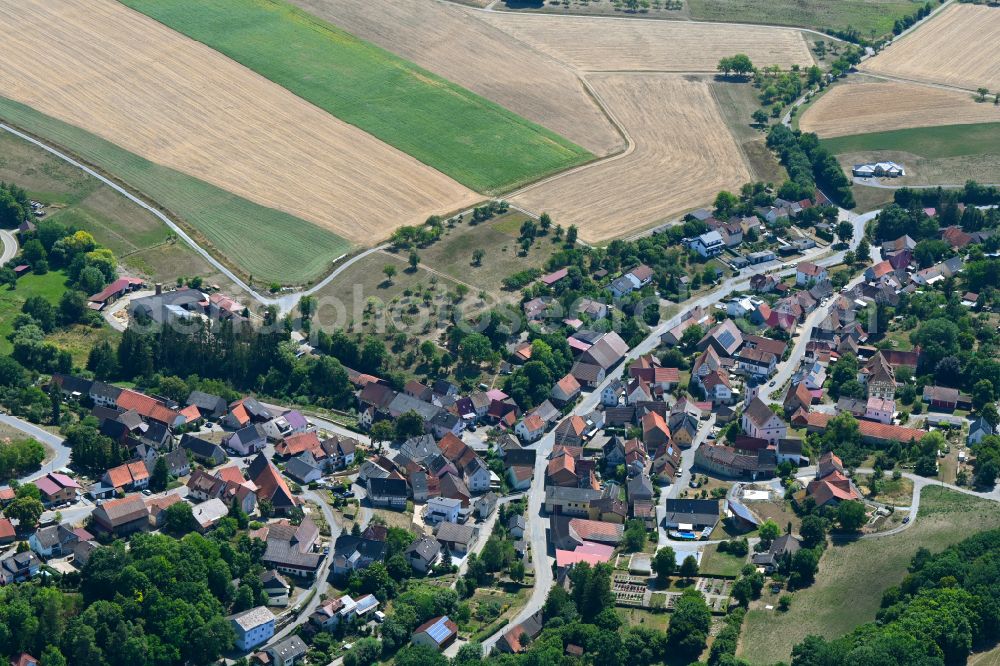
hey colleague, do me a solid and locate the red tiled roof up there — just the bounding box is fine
[104,464,134,490]
[541,267,569,285]
[569,518,623,542]
[0,518,14,540]
[89,277,143,303]
[116,389,179,425]
[276,431,321,457]
[215,466,245,485]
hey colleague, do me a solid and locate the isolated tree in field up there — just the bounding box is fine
[751,109,769,127]
[472,248,485,266]
[977,87,989,102]
[382,264,396,283]
[408,250,420,272]
[565,225,578,245]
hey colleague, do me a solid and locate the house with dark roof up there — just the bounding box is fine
[247,453,297,515]
[225,424,267,456]
[185,391,227,420]
[332,534,386,576]
[367,478,408,509]
[662,498,720,530]
[434,522,478,554]
[405,535,441,573]
[752,534,801,572]
[179,434,227,466]
[262,519,322,578]
[741,398,788,444]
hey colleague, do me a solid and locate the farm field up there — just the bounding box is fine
[739,487,1000,665]
[473,11,817,71]
[822,122,1000,159]
[499,0,691,20]
[119,0,592,193]
[0,0,481,261]
[859,4,1000,91]
[511,74,753,242]
[287,0,623,157]
[687,0,920,38]
[0,129,236,289]
[0,96,350,286]
[800,79,1000,137]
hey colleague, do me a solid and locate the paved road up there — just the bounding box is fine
[0,229,17,266]
[1,413,71,485]
[658,414,716,547]
[263,488,342,649]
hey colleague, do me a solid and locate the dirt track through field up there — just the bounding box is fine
[511,74,753,242]
[801,79,1000,138]
[0,0,479,245]
[470,11,817,71]
[289,0,623,157]
[859,4,1000,92]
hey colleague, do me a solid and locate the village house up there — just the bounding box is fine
[864,396,895,424]
[741,398,788,444]
[91,495,149,536]
[405,535,441,573]
[332,533,386,576]
[796,261,827,286]
[33,472,80,506]
[412,616,459,652]
[229,606,275,651]
[662,498,720,531]
[689,230,725,258]
[262,519,322,578]
[434,522,477,555]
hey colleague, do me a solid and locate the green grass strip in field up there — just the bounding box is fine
[118,0,592,193]
[0,96,351,285]
[822,122,1000,160]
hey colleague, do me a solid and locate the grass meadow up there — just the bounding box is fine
[688,0,921,38]
[739,487,1000,664]
[0,96,351,285]
[120,0,593,194]
[822,122,1000,160]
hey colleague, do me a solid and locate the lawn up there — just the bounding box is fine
[709,79,787,185]
[822,122,1000,160]
[0,97,351,285]
[739,487,1000,664]
[688,0,923,39]
[0,271,71,355]
[120,0,592,194]
[699,543,747,578]
[855,474,914,506]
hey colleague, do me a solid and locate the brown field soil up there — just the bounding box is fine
[859,4,1000,92]
[0,0,477,245]
[511,74,752,242]
[800,79,1000,137]
[288,0,622,157]
[472,11,816,71]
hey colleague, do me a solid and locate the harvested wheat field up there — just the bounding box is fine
[860,4,1000,92]
[0,0,478,245]
[801,80,1000,138]
[512,74,752,242]
[288,0,622,156]
[472,12,816,72]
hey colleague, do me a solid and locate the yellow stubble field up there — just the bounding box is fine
[859,4,1000,92]
[800,79,1000,138]
[511,74,753,242]
[0,0,479,245]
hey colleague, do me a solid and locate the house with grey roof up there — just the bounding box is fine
[228,606,274,651]
[405,535,441,573]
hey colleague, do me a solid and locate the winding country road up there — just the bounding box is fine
[0,229,18,267]
[1,413,71,484]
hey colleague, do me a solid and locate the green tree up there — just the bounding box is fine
[394,645,447,666]
[622,519,647,552]
[751,109,769,127]
[680,554,699,581]
[164,501,195,534]
[667,588,712,660]
[472,248,485,266]
[759,519,781,545]
[149,456,169,493]
[837,500,866,532]
[799,515,826,549]
[6,496,44,527]
[652,546,676,581]
[408,250,420,271]
[394,410,426,441]
[382,264,397,283]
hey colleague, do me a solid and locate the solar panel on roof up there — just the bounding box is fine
[717,331,735,348]
[427,617,453,644]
